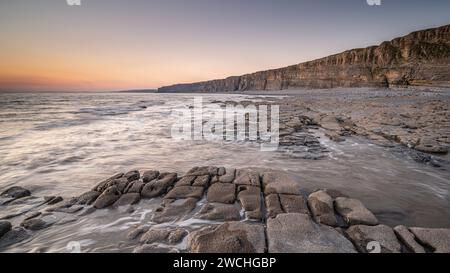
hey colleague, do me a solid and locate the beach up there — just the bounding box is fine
[0,88,449,252]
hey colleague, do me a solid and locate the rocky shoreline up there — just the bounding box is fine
[1,166,449,253]
[210,88,450,167]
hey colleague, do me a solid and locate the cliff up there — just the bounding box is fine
[158,25,450,92]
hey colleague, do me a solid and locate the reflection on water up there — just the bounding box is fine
[0,92,449,252]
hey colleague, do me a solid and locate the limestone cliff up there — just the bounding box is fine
[158,25,450,92]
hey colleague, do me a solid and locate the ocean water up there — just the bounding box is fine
[0,92,449,252]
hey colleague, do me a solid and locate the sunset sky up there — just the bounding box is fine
[1,0,450,92]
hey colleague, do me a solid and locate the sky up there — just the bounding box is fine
[0,0,449,92]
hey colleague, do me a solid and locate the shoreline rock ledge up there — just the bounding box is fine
[1,166,450,253]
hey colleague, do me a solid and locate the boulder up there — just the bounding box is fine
[207,183,235,204]
[141,172,177,198]
[127,225,150,240]
[196,203,241,221]
[151,198,198,223]
[94,176,129,194]
[174,176,196,187]
[0,227,30,248]
[267,213,356,253]
[140,228,170,244]
[307,190,338,226]
[262,172,300,195]
[92,173,123,192]
[346,225,402,253]
[76,191,101,205]
[409,227,450,253]
[234,169,260,186]
[188,222,266,253]
[124,180,145,193]
[124,170,140,182]
[186,166,218,176]
[168,228,188,244]
[265,194,283,218]
[279,194,309,214]
[142,170,160,183]
[237,186,262,220]
[1,186,31,199]
[218,168,236,183]
[0,221,12,238]
[113,193,140,207]
[192,175,211,187]
[217,167,226,176]
[335,197,378,226]
[393,225,426,253]
[323,188,348,199]
[20,218,53,231]
[140,227,188,244]
[93,186,121,209]
[164,186,204,200]
[114,177,131,193]
[210,176,220,184]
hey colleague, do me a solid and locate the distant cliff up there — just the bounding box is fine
[158,25,450,92]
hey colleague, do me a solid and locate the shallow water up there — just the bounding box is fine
[1,92,449,252]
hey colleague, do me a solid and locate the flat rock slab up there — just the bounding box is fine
[234,169,260,186]
[196,203,241,221]
[237,186,262,220]
[346,224,402,253]
[207,183,236,204]
[262,172,300,195]
[164,186,204,200]
[409,227,450,253]
[218,168,235,183]
[265,194,283,218]
[188,222,266,253]
[267,213,356,253]
[335,197,378,226]
[393,225,426,253]
[151,198,198,223]
[279,194,309,214]
[308,190,338,227]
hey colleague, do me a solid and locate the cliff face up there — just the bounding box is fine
[158,25,450,92]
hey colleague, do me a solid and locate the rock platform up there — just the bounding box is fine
[1,166,449,253]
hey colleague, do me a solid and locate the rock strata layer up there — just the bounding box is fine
[159,25,450,92]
